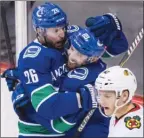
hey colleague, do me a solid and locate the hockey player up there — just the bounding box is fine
[95,66,143,137]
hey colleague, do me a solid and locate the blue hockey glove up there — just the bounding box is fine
[1,68,19,91]
[79,84,98,111]
[85,13,122,41]
[104,30,121,46]
[12,83,30,117]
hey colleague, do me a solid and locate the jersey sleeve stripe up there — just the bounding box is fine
[19,120,41,126]
[31,83,57,111]
[60,117,76,125]
[51,118,75,133]
[18,120,50,135]
[36,92,58,112]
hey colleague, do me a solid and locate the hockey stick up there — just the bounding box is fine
[119,28,143,66]
[74,27,144,138]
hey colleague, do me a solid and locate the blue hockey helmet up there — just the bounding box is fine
[69,28,106,57]
[32,2,68,30]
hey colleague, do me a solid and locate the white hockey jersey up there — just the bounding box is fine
[108,103,143,137]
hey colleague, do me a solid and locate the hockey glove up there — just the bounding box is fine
[12,83,30,117]
[85,13,122,41]
[1,68,19,91]
[79,84,98,111]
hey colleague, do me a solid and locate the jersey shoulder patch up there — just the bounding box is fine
[23,46,41,59]
[67,67,88,80]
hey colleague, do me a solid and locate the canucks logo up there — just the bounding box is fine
[67,25,80,33]
[97,39,103,47]
[23,46,41,58]
[68,67,88,80]
[124,116,141,130]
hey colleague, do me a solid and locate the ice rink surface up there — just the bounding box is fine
[1,78,18,137]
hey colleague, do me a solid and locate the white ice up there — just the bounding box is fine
[1,78,18,137]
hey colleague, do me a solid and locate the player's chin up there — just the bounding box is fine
[55,43,64,49]
[104,108,112,116]
[55,41,65,49]
[67,62,78,70]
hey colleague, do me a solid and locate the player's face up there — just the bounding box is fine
[67,45,89,69]
[98,90,116,116]
[45,26,66,49]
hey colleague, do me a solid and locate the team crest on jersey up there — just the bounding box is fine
[23,46,41,58]
[67,25,80,33]
[97,39,103,47]
[67,67,88,80]
[124,115,141,130]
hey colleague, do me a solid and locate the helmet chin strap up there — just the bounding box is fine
[98,105,111,118]
[97,96,111,118]
[113,90,131,116]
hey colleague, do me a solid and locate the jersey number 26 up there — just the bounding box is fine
[24,69,39,84]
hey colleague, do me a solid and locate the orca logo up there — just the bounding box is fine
[36,6,45,17]
[68,67,88,80]
[67,25,80,33]
[97,39,103,47]
[23,46,41,58]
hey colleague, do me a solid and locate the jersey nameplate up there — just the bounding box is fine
[23,46,41,58]
[68,67,88,80]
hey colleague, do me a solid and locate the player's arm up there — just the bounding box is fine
[27,77,96,120]
[85,13,128,57]
[19,66,79,119]
[48,110,85,134]
[17,48,96,120]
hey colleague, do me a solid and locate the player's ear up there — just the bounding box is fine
[89,56,98,63]
[37,28,45,36]
[122,90,129,103]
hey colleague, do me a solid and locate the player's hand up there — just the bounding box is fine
[85,13,122,40]
[78,84,98,111]
[1,68,19,91]
[105,30,121,46]
[12,83,30,117]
